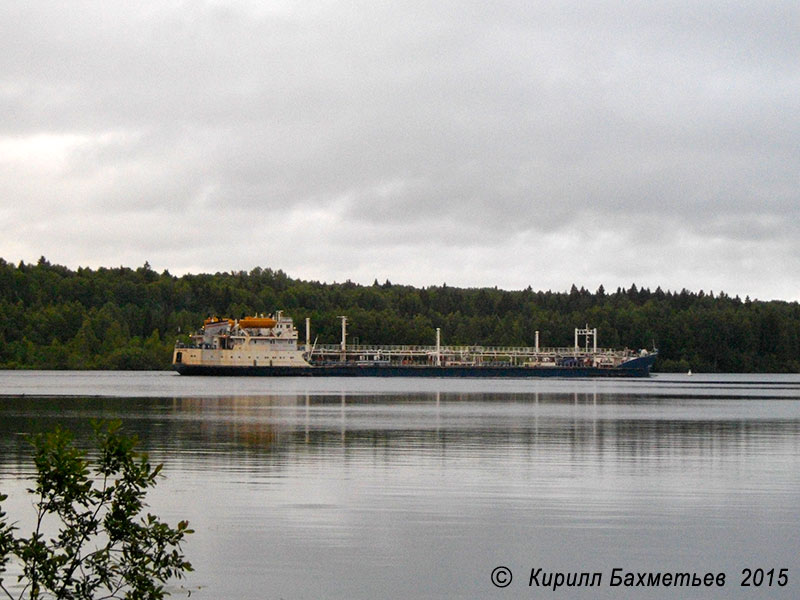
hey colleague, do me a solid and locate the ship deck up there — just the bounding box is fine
[309,343,638,368]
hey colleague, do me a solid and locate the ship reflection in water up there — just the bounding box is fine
[1,376,799,599]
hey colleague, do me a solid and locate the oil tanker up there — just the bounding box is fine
[173,311,656,377]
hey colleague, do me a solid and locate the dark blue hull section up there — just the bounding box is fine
[174,354,656,378]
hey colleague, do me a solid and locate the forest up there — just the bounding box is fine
[1,257,798,373]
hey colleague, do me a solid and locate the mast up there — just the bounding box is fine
[338,315,347,362]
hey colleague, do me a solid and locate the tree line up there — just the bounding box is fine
[1,257,798,372]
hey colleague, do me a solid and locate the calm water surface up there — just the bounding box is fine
[1,371,799,599]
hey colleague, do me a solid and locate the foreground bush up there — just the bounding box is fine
[0,422,192,600]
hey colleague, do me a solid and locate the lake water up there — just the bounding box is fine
[1,371,799,599]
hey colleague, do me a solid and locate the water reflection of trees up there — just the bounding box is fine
[2,394,799,475]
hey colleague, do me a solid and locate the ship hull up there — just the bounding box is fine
[173,355,656,378]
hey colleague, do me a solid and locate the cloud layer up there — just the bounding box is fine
[2,1,798,299]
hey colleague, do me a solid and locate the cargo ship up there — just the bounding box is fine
[173,311,657,377]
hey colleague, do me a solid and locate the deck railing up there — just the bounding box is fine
[312,343,631,358]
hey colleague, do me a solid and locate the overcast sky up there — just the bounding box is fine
[2,1,798,300]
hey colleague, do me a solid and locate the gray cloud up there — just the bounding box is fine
[1,1,798,300]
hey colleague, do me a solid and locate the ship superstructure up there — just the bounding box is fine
[174,311,308,369]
